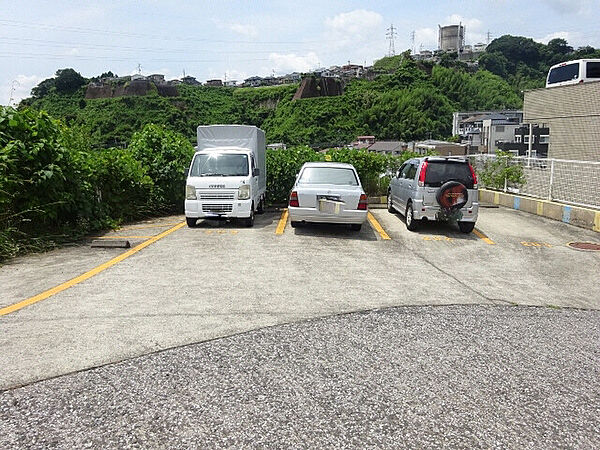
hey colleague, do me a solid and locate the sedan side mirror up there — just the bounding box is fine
[253,168,260,177]
[184,168,190,177]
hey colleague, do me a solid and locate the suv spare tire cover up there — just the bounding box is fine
[436,181,468,211]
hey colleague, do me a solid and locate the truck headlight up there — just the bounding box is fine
[186,185,197,200]
[238,184,250,200]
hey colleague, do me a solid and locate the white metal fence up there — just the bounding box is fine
[468,154,600,210]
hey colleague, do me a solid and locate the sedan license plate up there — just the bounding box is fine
[318,199,344,215]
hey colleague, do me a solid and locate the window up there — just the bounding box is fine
[515,135,522,143]
[406,164,418,180]
[547,63,580,84]
[539,135,550,144]
[587,62,600,78]
[524,135,531,144]
[298,167,358,186]
[496,126,505,132]
[424,162,475,189]
[190,153,249,177]
[400,163,412,179]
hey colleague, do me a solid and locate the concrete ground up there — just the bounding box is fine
[0,205,599,447]
[0,206,598,390]
[1,306,599,449]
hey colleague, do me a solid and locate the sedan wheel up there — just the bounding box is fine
[387,191,394,213]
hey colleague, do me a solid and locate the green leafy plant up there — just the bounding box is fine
[479,151,525,190]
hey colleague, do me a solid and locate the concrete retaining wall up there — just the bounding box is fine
[370,192,600,232]
[479,189,600,233]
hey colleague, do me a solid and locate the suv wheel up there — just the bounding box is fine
[458,221,475,233]
[405,202,419,231]
[387,191,394,213]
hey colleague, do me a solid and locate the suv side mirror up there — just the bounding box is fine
[184,168,190,177]
[253,168,260,177]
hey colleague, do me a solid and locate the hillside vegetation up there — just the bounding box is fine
[22,35,598,149]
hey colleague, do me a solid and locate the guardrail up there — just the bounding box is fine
[467,154,600,210]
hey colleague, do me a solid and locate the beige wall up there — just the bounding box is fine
[524,82,600,161]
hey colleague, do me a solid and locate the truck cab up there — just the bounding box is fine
[185,125,266,227]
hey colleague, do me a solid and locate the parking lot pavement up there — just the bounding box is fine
[371,206,600,309]
[1,305,598,449]
[1,206,599,389]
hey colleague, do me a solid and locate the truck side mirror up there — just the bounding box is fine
[253,168,260,177]
[184,168,189,177]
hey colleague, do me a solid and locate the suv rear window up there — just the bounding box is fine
[424,161,474,189]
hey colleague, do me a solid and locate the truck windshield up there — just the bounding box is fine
[298,167,358,185]
[190,153,249,177]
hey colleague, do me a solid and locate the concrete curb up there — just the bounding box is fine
[479,189,600,233]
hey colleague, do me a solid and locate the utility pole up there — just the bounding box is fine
[137,63,142,75]
[410,30,415,55]
[386,24,397,57]
[8,80,19,106]
[486,31,492,45]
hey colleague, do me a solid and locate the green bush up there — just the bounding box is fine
[128,123,195,211]
[266,146,324,203]
[479,151,525,190]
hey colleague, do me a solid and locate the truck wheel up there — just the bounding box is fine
[186,217,197,228]
[244,207,255,227]
[257,197,265,214]
[387,191,395,213]
[405,202,419,231]
[458,221,475,233]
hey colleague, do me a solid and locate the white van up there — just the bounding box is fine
[546,59,600,87]
[185,125,266,227]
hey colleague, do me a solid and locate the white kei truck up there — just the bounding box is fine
[184,125,267,227]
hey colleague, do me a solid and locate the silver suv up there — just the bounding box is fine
[387,157,479,233]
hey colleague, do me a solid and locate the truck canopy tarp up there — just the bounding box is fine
[197,125,260,152]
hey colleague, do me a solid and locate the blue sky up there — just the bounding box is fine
[2,0,599,104]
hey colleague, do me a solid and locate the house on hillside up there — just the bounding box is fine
[205,79,223,87]
[181,76,201,86]
[367,141,407,155]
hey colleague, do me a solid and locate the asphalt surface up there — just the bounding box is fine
[1,305,599,449]
[1,207,599,389]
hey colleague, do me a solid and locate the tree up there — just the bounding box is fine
[478,52,509,78]
[547,38,572,56]
[31,78,56,99]
[54,68,86,94]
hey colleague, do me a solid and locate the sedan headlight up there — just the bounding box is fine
[238,184,250,200]
[186,185,197,200]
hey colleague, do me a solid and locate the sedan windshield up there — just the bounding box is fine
[299,167,358,186]
[190,153,249,177]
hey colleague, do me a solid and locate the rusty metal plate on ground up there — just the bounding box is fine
[567,242,600,252]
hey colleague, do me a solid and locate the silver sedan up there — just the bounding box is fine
[288,162,368,231]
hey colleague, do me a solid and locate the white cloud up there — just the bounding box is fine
[535,31,588,47]
[324,9,383,50]
[213,19,258,39]
[228,23,258,39]
[267,52,320,74]
[325,9,383,33]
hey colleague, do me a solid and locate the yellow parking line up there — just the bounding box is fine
[275,208,289,235]
[118,222,182,231]
[473,228,496,245]
[0,222,186,317]
[91,235,156,239]
[367,212,391,240]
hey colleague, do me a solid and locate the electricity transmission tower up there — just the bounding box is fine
[386,24,397,57]
[410,30,415,55]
